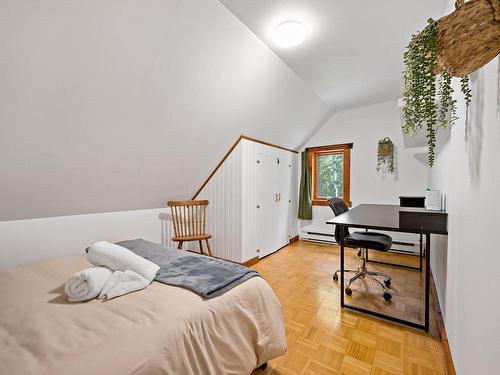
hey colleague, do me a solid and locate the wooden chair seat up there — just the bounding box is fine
[167,200,212,256]
[172,234,212,242]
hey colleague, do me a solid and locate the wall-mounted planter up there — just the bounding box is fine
[377,137,395,174]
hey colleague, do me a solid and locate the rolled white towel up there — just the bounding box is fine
[86,241,159,282]
[64,266,113,303]
[98,270,150,301]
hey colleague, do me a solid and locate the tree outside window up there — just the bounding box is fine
[317,153,344,199]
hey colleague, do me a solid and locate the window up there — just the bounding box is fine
[308,143,352,206]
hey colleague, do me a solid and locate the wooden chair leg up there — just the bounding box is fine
[205,239,212,257]
[177,241,183,250]
[198,240,204,255]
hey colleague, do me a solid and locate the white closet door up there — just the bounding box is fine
[275,154,292,247]
[256,153,279,258]
[256,152,291,258]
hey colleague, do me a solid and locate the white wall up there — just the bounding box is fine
[300,100,429,233]
[0,208,174,270]
[0,0,331,221]
[0,0,329,270]
[429,52,499,373]
[0,137,299,268]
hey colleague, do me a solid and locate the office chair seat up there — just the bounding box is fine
[345,231,392,252]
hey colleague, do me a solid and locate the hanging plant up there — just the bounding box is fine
[403,19,472,167]
[377,137,395,174]
[403,0,500,167]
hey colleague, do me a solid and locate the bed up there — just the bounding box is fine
[0,255,286,375]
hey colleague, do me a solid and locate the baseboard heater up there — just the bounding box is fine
[301,230,336,244]
[301,229,424,255]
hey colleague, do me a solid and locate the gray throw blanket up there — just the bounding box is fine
[116,239,259,299]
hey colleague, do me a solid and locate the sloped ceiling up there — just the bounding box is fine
[220,0,447,112]
[0,0,331,220]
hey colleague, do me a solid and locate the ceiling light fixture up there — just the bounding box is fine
[272,21,306,48]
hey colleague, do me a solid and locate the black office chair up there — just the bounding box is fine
[328,198,393,301]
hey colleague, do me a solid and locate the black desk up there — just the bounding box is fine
[327,204,447,332]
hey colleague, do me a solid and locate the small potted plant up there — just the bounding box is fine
[377,137,395,174]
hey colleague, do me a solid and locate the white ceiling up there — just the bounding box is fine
[220,0,447,112]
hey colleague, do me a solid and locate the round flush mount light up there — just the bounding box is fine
[272,21,306,48]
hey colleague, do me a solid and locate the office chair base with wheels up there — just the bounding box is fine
[332,248,392,301]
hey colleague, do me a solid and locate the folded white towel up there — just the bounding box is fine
[64,266,113,302]
[98,270,150,300]
[86,241,159,282]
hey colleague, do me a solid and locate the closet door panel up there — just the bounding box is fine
[256,153,280,258]
[275,153,292,248]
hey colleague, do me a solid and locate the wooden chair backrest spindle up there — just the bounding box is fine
[167,200,209,238]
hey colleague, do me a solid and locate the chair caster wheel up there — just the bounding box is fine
[357,250,362,257]
[383,292,392,301]
[333,274,338,281]
[384,278,391,287]
[345,288,352,296]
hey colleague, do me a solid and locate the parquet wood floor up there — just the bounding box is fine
[251,240,448,375]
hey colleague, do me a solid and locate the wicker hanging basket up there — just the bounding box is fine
[378,138,393,157]
[434,0,500,77]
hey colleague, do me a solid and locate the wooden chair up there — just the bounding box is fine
[167,200,212,256]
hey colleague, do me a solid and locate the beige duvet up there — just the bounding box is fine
[0,256,286,375]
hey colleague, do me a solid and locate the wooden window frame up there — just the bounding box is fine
[308,143,352,207]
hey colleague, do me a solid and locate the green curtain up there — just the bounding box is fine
[298,151,313,220]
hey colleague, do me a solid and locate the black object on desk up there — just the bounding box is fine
[327,203,448,332]
[399,195,426,208]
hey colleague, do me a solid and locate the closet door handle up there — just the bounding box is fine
[278,193,281,201]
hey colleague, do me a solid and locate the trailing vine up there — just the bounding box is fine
[460,76,472,107]
[403,19,438,165]
[438,72,457,128]
[403,18,473,167]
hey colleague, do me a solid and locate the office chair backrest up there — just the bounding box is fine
[327,198,350,244]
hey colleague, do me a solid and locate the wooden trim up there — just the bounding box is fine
[192,134,297,199]
[240,135,298,154]
[191,135,244,199]
[242,256,259,267]
[186,248,236,263]
[289,235,299,244]
[308,144,352,207]
[344,147,351,206]
[312,199,330,206]
[186,249,259,267]
[430,269,456,375]
[312,199,352,207]
[306,143,353,151]
[312,199,351,206]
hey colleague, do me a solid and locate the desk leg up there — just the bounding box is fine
[340,225,345,308]
[425,233,431,332]
[419,231,423,271]
[340,244,345,307]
